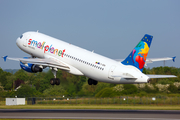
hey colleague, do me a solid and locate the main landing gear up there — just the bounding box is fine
[50,78,60,85]
[50,68,60,85]
[88,78,98,85]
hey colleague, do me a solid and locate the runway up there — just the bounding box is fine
[0,109,180,120]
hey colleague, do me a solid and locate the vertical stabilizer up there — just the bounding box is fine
[121,34,153,72]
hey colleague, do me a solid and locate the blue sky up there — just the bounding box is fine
[0,0,179,69]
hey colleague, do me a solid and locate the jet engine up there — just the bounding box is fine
[20,62,42,73]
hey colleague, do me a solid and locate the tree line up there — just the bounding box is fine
[0,66,180,98]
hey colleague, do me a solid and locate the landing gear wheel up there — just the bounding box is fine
[55,78,60,85]
[50,78,56,85]
[88,79,98,85]
[50,78,60,85]
[88,79,93,85]
[93,80,98,85]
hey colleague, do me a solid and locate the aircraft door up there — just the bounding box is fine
[108,65,116,80]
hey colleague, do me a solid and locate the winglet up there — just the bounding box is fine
[172,56,176,62]
[2,56,8,62]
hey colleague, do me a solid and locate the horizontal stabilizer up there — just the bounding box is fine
[116,56,176,66]
[147,74,177,78]
[146,56,176,63]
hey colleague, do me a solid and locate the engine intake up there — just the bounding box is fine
[31,64,42,72]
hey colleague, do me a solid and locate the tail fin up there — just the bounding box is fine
[121,34,153,72]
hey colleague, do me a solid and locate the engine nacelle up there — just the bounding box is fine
[20,62,42,73]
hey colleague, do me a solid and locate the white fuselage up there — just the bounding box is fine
[16,31,150,84]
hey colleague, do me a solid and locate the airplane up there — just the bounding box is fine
[2,31,176,85]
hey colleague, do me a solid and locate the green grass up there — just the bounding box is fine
[1,96,180,110]
[25,96,180,105]
[0,104,180,110]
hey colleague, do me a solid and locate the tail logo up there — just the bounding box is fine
[133,41,149,69]
[122,34,153,72]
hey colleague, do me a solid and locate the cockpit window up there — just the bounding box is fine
[20,35,23,39]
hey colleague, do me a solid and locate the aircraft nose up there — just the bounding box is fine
[16,37,21,47]
[16,34,23,47]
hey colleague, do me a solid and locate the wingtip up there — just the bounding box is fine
[172,56,176,62]
[2,55,8,62]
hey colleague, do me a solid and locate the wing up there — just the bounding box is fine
[2,56,70,71]
[147,74,177,78]
[115,56,176,65]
